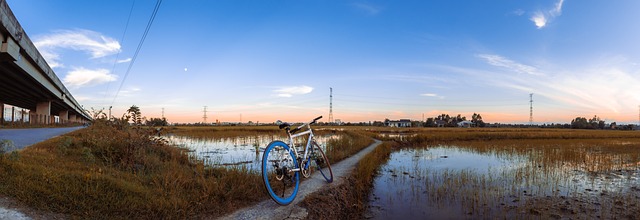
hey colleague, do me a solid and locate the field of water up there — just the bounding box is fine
[366,139,640,219]
[165,133,341,171]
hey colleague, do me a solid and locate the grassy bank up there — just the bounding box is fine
[375,128,640,144]
[301,141,393,219]
[0,120,265,219]
[167,126,281,139]
[0,123,376,219]
[371,129,640,218]
[325,130,375,163]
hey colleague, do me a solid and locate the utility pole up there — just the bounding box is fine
[203,106,208,123]
[109,106,112,120]
[329,87,334,124]
[529,93,533,126]
[162,108,165,118]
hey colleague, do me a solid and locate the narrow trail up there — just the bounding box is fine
[219,139,382,220]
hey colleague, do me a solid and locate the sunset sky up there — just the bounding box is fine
[6,0,640,124]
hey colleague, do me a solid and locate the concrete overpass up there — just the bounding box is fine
[0,0,91,125]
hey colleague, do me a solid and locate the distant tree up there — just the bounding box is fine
[471,113,486,127]
[571,117,588,129]
[425,118,435,127]
[145,117,168,126]
[571,115,605,129]
[127,105,142,125]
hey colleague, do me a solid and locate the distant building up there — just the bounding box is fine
[457,120,473,128]
[385,119,412,127]
[435,120,447,127]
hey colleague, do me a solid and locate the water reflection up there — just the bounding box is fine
[367,143,640,219]
[165,134,340,171]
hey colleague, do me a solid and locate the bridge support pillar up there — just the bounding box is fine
[0,102,3,125]
[59,110,68,124]
[69,114,77,123]
[36,101,51,125]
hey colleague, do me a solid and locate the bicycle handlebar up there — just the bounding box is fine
[278,116,323,134]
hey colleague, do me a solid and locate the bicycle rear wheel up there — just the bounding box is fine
[312,141,333,183]
[262,141,300,205]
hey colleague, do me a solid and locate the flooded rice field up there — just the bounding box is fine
[165,133,340,171]
[367,140,640,219]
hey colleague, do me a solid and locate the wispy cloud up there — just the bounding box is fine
[473,54,640,117]
[273,86,313,98]
[530,0,565,29]
[511,9,525,16]
[351,2,382,15]
[118,87,142,97]
[116,58,132,63]
[33,29,121,68]
[476,54,543,76]
[420,93,438,97]
[63,67,117,88]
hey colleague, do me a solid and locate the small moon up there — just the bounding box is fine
[184,68,188,72]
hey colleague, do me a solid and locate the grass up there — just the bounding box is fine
[324,130,375,163]
[0,122,377,219]
[302,141,394,219]
[364,128,640,218]
[0,120,266,219]
[167,126,281,139]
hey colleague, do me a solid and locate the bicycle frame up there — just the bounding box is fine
[285,122,315,173]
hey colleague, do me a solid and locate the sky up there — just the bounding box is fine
[5,0,640,124]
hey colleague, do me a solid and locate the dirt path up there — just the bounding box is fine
[219,139,382,220]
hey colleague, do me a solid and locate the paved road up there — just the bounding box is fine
[0,127,85,151]
[220,139,382,220]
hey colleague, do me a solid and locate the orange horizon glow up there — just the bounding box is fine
[152,110,639,125]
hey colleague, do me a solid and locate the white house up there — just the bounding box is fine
[457,120,473,128]
[385,119,412,127]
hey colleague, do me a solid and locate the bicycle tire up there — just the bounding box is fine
[262,141,300,205]
[312,141,333,183]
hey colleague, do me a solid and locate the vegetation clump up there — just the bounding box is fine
[302,141,393,219]
[0,110,265,219]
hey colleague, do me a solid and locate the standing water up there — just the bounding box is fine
[165,134,341,171]
[367,142,640,219]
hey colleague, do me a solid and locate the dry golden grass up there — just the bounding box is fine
[372,128,640,218]
[167,126,281,139]
[324,130,375,163]
[302,141,394,219]
[0,121,265,219]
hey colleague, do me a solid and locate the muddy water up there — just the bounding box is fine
[165,134,340,171]
[366,144,640,219]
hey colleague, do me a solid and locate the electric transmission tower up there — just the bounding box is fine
[529,93,533,126]
[203,106,208,123]
[329,87,334,124]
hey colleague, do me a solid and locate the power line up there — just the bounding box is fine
[101,0,136,106]
[111,0,163,106]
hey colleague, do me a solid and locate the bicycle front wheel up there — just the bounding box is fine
[262,141,300,205]
[312,141,333,183]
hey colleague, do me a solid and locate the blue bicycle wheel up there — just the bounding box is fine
[262,141,300,205]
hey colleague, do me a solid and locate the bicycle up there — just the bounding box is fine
[261,116,334,205]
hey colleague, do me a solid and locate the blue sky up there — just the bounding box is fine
[6,0,640,124]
